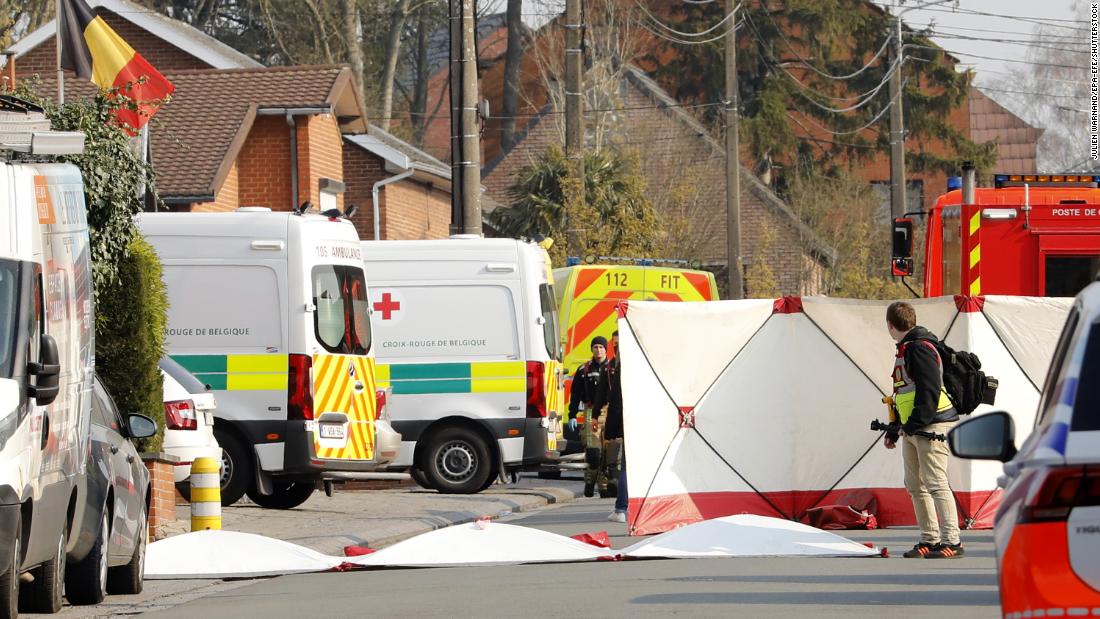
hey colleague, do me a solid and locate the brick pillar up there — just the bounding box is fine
[141,453,180,541]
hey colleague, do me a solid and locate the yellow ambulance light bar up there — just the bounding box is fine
[994,174,1100,188]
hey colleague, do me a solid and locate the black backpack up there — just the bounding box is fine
[916,338,998,415]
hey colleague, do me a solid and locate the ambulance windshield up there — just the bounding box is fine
[312,265,372,355]
[0,260,17,378]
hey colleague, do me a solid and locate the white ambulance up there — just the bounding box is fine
[138,210,400,510]
[360,237,565,494]
[0,115,96,615]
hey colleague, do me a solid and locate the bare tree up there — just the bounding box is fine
[379,0,411,131]
[501,0,523,148]
[993,0,1091,170]
[343,0,366,113]
[526,0,646,150]
[1,0,52,51]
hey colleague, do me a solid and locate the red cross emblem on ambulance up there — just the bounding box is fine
[373,292,402,320]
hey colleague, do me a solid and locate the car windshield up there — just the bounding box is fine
[0,260,18,379]
[312,265,371,355]
[1071,322,1100,432]
[159,356,207,393]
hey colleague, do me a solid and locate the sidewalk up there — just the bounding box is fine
[172,476,584,556]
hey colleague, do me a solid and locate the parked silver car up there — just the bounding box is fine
[64,378,155,605]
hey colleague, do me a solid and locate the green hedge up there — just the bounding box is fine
[95,234,167,451]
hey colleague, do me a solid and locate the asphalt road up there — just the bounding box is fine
[144,498,1001,619]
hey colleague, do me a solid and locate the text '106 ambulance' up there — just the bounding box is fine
[138,209,400,509]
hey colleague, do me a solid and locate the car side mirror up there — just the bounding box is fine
[891,218,914,277]
[948,411,1017,462]
[127,414,157,439]
[28,334,60,405]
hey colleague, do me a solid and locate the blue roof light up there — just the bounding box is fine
[566,256,580,266]
[947,176,962,190]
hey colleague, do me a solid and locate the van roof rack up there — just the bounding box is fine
[0,94,84,156]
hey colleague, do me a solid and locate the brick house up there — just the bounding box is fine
[9,0,261,74]
[343,128,454,240]
[480,64,834,295]
[8,0,454,240]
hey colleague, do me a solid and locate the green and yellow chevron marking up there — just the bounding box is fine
[172,354,288,391]
[375,361,526,395]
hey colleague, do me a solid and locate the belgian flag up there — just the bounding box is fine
[58,0,174,131]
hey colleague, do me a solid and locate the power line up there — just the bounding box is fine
[974,67,1088,85]
[741,10,899,112]
[370,99,726,122]
[634,0,739,38]
[974,86,1084,100]
[785,111,879,152]
[903,5,1088,32]
[757,4,893,81]
[903,44,1089,70]
[920,23,1086,41]
[638,16,743,45]
[913,31,1084,55]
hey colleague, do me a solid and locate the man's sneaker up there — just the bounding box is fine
[902,542,936,558]
[925,543,964,559]
[583,482,595,498]
[607,510,627,523]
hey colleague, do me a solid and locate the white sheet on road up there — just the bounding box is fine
[349,520,614,567]
[621,514,880,558]
[145,530,343,579]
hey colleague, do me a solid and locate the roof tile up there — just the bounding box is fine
[151,65,346,197]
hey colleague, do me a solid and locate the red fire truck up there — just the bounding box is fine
[893,167,1100,297]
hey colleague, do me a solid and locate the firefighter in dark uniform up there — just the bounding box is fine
[568,336,610,497]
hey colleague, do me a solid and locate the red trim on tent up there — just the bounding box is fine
[615,300,630,318]
[953,295,986,313]
[772,296,803,314]
[678,406,695,428]
[627,488,998,536]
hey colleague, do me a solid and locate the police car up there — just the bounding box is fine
[949,281,1100,617]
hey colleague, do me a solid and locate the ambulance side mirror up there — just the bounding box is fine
[891,218,914,277]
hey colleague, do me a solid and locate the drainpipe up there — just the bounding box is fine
[372,169,415,240]
[287,112,298,209]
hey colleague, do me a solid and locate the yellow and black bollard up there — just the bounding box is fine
[189,457,222,531]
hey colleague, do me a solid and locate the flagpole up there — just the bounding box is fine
[56,0,64,104]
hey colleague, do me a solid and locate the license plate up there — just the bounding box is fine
[319,424,345,439]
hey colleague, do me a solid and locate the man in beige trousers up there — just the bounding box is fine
[884,302,964,559]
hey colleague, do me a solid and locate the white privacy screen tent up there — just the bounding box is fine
[618,295,1071,536]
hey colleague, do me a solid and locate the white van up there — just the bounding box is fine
[361,237,565,494]
[1,129,96,613]
[138,210,400,510]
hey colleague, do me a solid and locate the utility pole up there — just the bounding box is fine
[888,15,907,221]
[724,0,743,299]
[564,0,585,255]
[449,0,482,236]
